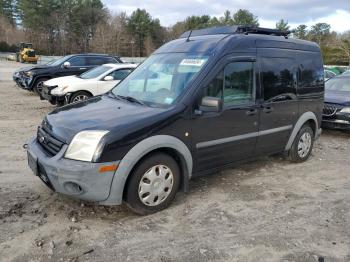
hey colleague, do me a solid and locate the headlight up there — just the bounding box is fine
[51,85,69,95]
[65,130,109,162]
[340,107,350,113]
[25,71,33,77]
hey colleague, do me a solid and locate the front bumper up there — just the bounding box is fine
[322,112,350,130]
[13,73,26,88]
[41,85,66,105]
[27,137,120,202]
[322,119,350,130]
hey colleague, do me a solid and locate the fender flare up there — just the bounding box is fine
[285,111,318,151]
[100,135,193,205]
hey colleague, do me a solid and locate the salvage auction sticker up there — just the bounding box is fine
[180,59,207,67]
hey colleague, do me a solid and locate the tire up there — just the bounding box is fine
[69,91,92,104]
[288,124,314,163]
[125,153,181,215]
[33,78,49,95]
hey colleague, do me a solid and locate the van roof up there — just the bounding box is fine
[155,26,320,54]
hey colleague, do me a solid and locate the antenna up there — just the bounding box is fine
[186,30,193,42]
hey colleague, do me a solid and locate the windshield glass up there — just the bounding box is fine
[46,56,68,66]
[326,78,350,92]
[111,53,209,107]
[79,65,112,79]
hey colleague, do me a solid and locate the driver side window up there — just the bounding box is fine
[205,61,254,106]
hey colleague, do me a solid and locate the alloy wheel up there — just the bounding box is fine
[72,95,89,103]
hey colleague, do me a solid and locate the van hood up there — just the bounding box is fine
[44,95,182,143]
[325,90,350,106]
[44,75,85,87]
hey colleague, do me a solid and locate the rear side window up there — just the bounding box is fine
[298,52,324,94]
[205,62,254,106]
[68,56,86,66]
[260,57,295,102]
[104,57,119,64]
[88,57,107,66]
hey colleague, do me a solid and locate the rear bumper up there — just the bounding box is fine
[27,137,120,203]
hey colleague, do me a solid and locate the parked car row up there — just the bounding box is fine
[13,53,137,106]
[40,63,137,106]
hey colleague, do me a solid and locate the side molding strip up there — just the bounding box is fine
[196,125,293,149]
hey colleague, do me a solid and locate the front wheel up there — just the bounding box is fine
[33,78,49,94]
[69,91,92,104]
[288,125,314,162]
[125,153,181,215]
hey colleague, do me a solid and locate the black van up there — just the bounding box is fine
[26,26,324,214]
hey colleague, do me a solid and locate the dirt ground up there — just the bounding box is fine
[0,60,350,262]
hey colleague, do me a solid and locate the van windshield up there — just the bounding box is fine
[111,53,209,107]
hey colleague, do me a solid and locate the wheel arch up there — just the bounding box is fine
[31,75,52,88]
[285,111,319,151]
[100,135,193,206]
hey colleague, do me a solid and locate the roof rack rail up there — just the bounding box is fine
[236,26,291,37]
[179,25,291,39]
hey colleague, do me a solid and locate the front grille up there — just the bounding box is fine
[37,127,64,156]
[323,103,341,117]
[27,50,35,57]
[37,163,54,190]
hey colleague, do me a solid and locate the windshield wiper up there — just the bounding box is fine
[116,95,145,105]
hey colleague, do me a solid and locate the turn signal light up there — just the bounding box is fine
[99,164,118,173]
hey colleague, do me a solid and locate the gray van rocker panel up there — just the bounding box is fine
[100,135,193,205]
[285,111,319,151]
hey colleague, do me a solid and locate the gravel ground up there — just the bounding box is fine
[0,60,350,262]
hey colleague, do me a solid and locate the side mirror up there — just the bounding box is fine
[63,61,71,69]
[199,96,222,113]
[104,75,114,81]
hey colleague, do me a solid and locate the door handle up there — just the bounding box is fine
[79,67,87,70]
[246,109,258,116]
[262,106,273,113]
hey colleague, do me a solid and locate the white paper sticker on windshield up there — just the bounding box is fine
[180,59,206,67]
[164,97,174,104]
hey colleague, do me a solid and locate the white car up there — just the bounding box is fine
[41,63,137,106]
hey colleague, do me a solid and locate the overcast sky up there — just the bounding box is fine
[103,0,350,32]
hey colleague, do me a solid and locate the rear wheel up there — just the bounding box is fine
[125,153,181,215]
[69,91,92,104]
[288,124,314,162]
[33,78,49,94]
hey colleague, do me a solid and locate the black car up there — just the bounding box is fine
[322,75,350,130]
[14,54,123,93]
[26,26,324,215]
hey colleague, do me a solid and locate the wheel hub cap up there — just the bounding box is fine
[138,165,174,206]
[297,132,312,158]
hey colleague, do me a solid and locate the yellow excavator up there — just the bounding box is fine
[16,42,38,64]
